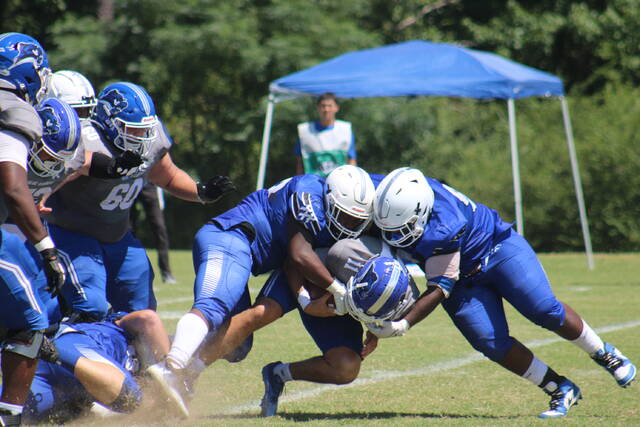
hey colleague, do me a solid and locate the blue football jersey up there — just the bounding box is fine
[405,177,513,275]
[213,174,335,275]
[60,317,134,372]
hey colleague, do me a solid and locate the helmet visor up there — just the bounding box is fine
[380,216,421,248]
[327,204,369,241]
[28,140,65,177]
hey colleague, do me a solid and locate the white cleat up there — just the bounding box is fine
[147,362,190,418]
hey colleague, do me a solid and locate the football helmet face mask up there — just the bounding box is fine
[92,82,158,155]
[46,70,96,120]
[345,255,416,325]
[324,165,375,241]
[374,167,434,248]
[30,98,81,177]
[0,32,51,105]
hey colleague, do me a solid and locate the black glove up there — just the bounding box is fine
[40,248,66,297]
[89,151,144,179]
[197,176,236,203]
[109,150,144,177]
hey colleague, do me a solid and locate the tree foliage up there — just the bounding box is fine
[5,0,640,251]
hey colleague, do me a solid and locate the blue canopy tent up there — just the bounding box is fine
[257,40,593,268]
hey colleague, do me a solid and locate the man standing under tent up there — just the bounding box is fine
[295,93,357,177]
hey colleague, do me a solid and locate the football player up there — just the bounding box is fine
[257,236,416,417]
[147,165,376,418]
[0,32,65,427]
[45,70,97,121]
[41,81,235,322]
[23,309,171,423]
[370,167,636,418]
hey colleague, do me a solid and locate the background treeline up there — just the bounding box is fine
[3,0,639,251]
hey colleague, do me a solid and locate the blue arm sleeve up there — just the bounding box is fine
[348,132,357,159]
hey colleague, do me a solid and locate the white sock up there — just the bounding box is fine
[522,356,548,386]
[571,319,604,356]
[0,402,22,415]
[274,362,293,382]
[167,312,209,370]
[187,357,207,378]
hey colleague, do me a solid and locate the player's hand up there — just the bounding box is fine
[331,291,348,316]
[40,248,66,297]
[366,319,410,338]
[111,150,143,177]
[304,292,337,318]
[361,331,379,358]
[197,176,236,203]
[37,198,52,214]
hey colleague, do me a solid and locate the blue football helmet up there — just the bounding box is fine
[0,32,51,105]
[29,98,81,177]
[345,255,417,325]
[91,82,158,155]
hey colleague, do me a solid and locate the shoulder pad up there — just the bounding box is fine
[0,92,42,141]
[290,191,323,236]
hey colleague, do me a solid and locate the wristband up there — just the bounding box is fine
[297,288,311,310]
[35,236,55,252]
[326,279,346,296]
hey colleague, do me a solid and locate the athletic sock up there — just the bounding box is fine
[522,357,564,393]
[274,362,293,382]
[166,312,209,370]
[571,319,604,356]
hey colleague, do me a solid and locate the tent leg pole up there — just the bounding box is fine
[256,95,277,190]
[507,99,524,235]
[560,96,594,269]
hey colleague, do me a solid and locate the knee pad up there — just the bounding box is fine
[224,334,253,363]
[1,330,44,359]
[526,297,565,331]
[471,336,514,362]
[108,375,142,413]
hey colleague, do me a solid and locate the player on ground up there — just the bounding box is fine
[23,309,171,423]
[0,32,66,427]
[369,167,636,418]
[258,236,416,416]
[147,165,375,418]
[42,81,235,321]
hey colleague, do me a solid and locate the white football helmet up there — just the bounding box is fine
[374,167,434,247]
[46,70,96,120]
[324,165,375,240]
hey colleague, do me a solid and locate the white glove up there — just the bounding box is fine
[366,319,410,338]
[326,279,346,297]
[332,292,348,316]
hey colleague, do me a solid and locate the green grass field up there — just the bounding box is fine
[76,251,639,426]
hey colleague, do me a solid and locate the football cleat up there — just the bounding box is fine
[538,378,582,419]
[260,361,285,417]
[147,362,190,418]
[592,342,637,388]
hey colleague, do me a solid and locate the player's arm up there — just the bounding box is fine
[148,152,234,203]
[284,255,335,317]
[367,251,458,338]
[0,161,48,243]
[287,219,334,288]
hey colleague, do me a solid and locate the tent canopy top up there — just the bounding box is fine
[270,40,564,100]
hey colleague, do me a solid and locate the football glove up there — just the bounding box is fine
[197,176,236,203]
[326,279,348,315]
[366,319,410,338]
[89,151,144,178]
[110,150,144,177]
[40,248,66,297]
